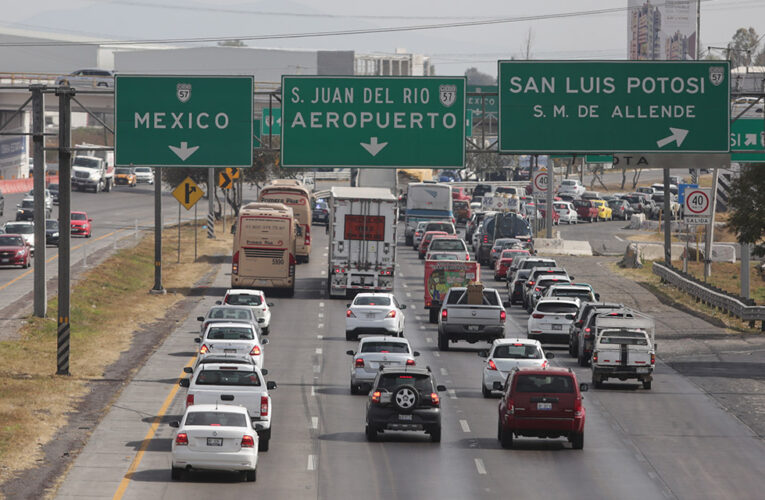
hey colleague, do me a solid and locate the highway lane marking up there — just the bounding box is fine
[307,455,317,471]
[615,235,625,242]
[323,252,328,257]
[318,324,324,329]
[311,417,318,429]
[317,334,323,340]
[433,352,440,357]
[448,389,457,400]
[426,337,433,343]
[313,365,321,373]
[321,270,326,275]
[474,458,487,475]
[319,302,325,308]
[460,420,471,433]
[318,313,324,318]
[419,325,426,330]
[406,292,411,297]
[440,368,448,376]
[315,348,323,355]
[402,282,408,288]
[310,386,316,396]
[112,356,195,500]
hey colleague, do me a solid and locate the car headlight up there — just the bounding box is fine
[52,232,59,238]
[16,250,25,256]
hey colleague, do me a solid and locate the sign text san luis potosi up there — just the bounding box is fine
[498,61,730,154]
[280,76,465,168]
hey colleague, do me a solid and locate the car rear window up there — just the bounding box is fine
[522,260,556,270]
[209,308,251,320]
[71,213,87,221]
[378,373,433,393]
[195,369,261,386]
[354,296,392,306]
[536,302,579,314]
[426,223,454,234]
[429,239,465,252]
[225,294,263,306]
[185,411,248,427]
[514,374,574,393]
[537,278,571,288]
[361,342,409,354]
[493,344,541,359]
[600,329,649,345]
[0,236,24,246]
[206,326,255,340]
[551,290,592,301]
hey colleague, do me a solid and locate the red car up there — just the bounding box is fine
[71,211,92,237]
[496,367,587,449]
[573,199,599,223]
[538,207,560,225]
[0,234,31,268]
[493,249,530,280]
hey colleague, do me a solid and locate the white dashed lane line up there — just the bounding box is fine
[474,458,486,475]
[319,302,325,308]
[440,368,448,376]
[307,455,317,471]
[311,417,319,429]
[448,389,457,400]
[310,386,316,396]
[315,348,323,355]
[460,419,471,433]
[433,352,440,357]
[313,365,321,373]
[317,334,323,340]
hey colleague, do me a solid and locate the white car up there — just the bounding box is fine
[425,237,469,261]
[197,305,261,334]
[3,221,35,254]
[170,404,259,481]
[479,338,552,397]
[544,284,598,303]
[26,188,53,211]
[134,167,155,184]
[221,289,273,334]
[345,293,406,340]
[424,251,462,262]
[527,297,581,345]
[557,179,586,197]
[346,336,419,394]
[195,322,267,369]
[55,68,114,89]
[553,201,578,224]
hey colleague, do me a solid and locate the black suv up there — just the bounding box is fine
[365,366,446,442]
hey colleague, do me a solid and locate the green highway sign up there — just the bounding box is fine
[731,118,765,163]
[261,108,282,135]
[281,76,465,168]
[467,84,498,116]
[115,75,253,167]
[466,109,473,137]
[498,61,730,154]
[586,155,612,163]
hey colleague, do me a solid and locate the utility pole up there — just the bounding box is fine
[151,167,165,294]
[56,86,73,376]
[663,169,672,264]
[704,168,720,280]
[31,85,46,318]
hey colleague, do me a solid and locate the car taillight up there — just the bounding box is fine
[532,313,544,319]
[347,310,355,318]
[431,392,440,406]
[386,310,396,318]
[441,309,447,321]
[406,358,416,366]
[175,433,188,446]
[541,360,548,368]
[466,253,470,261]
[371,391,381,404]
[185,394,194,407]
[593,352,598,363]
[528,281,535,286]
[488,359,497,371]
[483,235,488,243]
[232,251,239,275]
[260,396,269,417]
[651,353,655,365]
[355,358,365,368]
[199,344,209,354]
[305,226,311,245]
[574,398,584,416]
[534,287,541,292]
[577,320,583,326]
[250,345,261,356]
[506,399,515,415]
[241,435,255,448]
[500,310,506,322]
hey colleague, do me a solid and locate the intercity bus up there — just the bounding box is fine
[232,202,296,297]
[258,180,312,263]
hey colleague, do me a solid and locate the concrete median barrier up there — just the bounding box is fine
[534,238,593,256]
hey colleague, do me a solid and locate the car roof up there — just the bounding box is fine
[197,355,255,365]
[360,336,410,344]
[208,305,253,314]
[493,338,541,346]
[378,366,431,376]
[71,211,87,215]
[185,404,249,414]
[513,366,575,377]
[225,288,264,295]
[198,363,260,372]
[205,321,255,328]
[537,296,580,305]
[5,221,32,226]
[548,284,590,290]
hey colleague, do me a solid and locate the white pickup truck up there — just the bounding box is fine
[591,312,656,390]
[437,286,507,351]
[180,362,277,450]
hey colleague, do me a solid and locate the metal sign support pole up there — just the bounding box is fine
[546,165,553,238]
[31,85,46,318]
[663,169,672,264]
[177,201,181,264]
[207,167,215,238]
[56,87,73,376]
[704,168,719,280]
[151,167,165,293]
[741,242,750,300]
[194,202,198,262]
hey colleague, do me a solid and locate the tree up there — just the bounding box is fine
[727,27,760,68]
[464,67,495,85]
[726,165,765,257]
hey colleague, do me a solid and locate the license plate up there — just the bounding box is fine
[398,414,412,421]
[552,324,562,330]
[467,325,479,331]
[224,349,237,354]
[537,402,552,410]
[206,438,223,446]
[1,259,8,263]
[636,367,650,373]
[366,313,376,318]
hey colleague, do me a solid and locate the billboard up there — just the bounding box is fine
[628,0,697,61]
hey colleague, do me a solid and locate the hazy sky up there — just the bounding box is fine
[2,0,763,76]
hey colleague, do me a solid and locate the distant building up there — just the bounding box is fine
[665,30,696,60]
[354,49,435,76]
[629,1,662,60]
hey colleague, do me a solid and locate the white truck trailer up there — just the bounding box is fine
[591,311,656,390]
[327,187,398,298]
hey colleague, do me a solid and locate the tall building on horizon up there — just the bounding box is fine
[629,1,662,60]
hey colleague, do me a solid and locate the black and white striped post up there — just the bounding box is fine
[56,86,73,376]
[207,167,215,239]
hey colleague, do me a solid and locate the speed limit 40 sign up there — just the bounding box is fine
[533,168,549,195]
[684,187,712,225]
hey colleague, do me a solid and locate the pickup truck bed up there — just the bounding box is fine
[437,287,506,350]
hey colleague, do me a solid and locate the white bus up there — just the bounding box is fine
[259,180,312,263]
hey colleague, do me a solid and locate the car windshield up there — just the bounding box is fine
[71,213,87,221]
[537,302,579,313]
[561,180,576,186]
[5,224,32,234]
[429,253,459,261]
[195,369,261,386]
[73,157,100,168]
[430,240,464,251]
[493,344,541,359]
[46,220,58,230]
[20,200,34,209]
[600,329,649,345]
[206,326,255,340]
[208,308,251,320]
[514,374,574,393]
[185,411,248,427]
[361,342,409,354]
[377,373,433,393]
[225,293,263,306]
[354,296,391,306]
[115,168,132,174]
[0,236,23,246]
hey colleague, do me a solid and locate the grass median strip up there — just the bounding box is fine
[0,220,231,490]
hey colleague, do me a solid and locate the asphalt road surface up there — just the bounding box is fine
[53,225,765,500]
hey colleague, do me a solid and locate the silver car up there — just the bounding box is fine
[346,336,419,394]
[197,306,261,335]
[55,69,114,89]
[195,322,268,369]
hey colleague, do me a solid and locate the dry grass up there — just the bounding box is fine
[0,220,231,487]
[611,260,765,334]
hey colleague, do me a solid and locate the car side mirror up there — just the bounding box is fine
[261,338,269,345]
[179,378,190,388]
[346,303,351,308]
[261,369,268,375]
[346,350,355,356]
[569,276,575,280]
[197,316,204,322]
[413,351,420,357]
[595,293,601,301]
[546,352,555,359]
[194,337,200,343]
[400,304,407,310]
[579,383,589,392]
[169,421,180,428]
[266,381,277,390]
[267,302,274,307]
[478,351,488,358]
[88,219,93,222]
[215,300,222,305]
[492,381,504,391]
[436,385,446,392]
[183,367,193,374]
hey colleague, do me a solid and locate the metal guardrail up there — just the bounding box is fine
[652,261,765,330]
